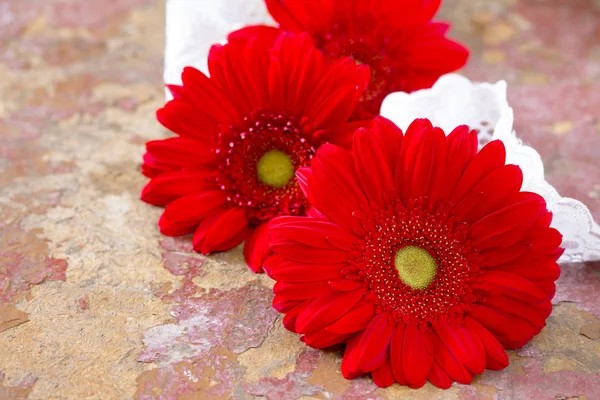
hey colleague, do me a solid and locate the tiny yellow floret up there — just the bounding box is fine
[394,246,438,290]
[257,149,294,188]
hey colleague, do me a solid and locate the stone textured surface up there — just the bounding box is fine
[0,0,599,398]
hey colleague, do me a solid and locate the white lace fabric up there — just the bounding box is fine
[164,0,272,89]
[381,74,600,263]
[164,2,600,263]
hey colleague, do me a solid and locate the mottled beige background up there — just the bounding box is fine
[0,0,599,399]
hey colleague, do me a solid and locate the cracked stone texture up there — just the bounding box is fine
[0,0,599,399]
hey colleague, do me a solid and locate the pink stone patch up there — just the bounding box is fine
[136,349,244,399]
[0,224,67,303]
[0,371,38,398]
[463,347,600,400]
[45,0,151,29]
[244,350,323,400]
[554,262,600,317]
[140,285,277,364]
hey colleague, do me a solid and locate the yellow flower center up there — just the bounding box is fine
[257,149,294,188]
[394,246,437,290]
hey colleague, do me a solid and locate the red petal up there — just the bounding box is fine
[478,294,551,329]
[428,360,453,389]
[141,171,211,206]
[468,198,543,249]
[414,0,442,24]
[304,61,366,130]
[371,116,404,172]
[217,42,267,115]
[264,0,305,32]
[416,19,450,36]
[295,288,366,333]
[270,242,348,264]
[326,118,371,150]
[401,127,447,200]
[452,164,523,224]
[193,207,249,254]
[268,56,285,111]
[326,234,355,251]
[159,191,227,236]
[436,319,486,375]
[341,334,363,379]
[480,242,530,267]
[272,297,302,314]
[295,167,313,202]
[282,303,303,332]
[353,127,394,207]
[468,304,540,349]
[269,216,355,250]
[142,152,177,178]
[306,206,325,218]
[180,66,241,125]
[156,101,219,139]
[402,324,435,388]
[326,301,376,334]
[372,356,396,388]
[309,144,367,229]
[473,271,547,302]
[303,329,349,349]
[394,118,432,193]
[490,255,561,284]
[451,140,506,204]
[273,281,333,301]
[402,36,469,78]
[522,227,563,254]
[463,317,509,371]
[547,247,565,262]
[244,223,271,273]
[157,219,198,237]
[390,324,408,385]
[329,277,360,292]
[227,25,281,46]
[191,212,222,254]
[166,84,184,99]
[433,334,473,384]
[329,279,364,291]
[433,126,478,202]
[145,137,216,170]
[263,255,344,283]
[161,191,227,226]
[354,313,394,372]
[278,35,322,117]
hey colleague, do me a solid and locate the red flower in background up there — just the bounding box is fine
[265,117,563,388]
[141,31,370,272]
[255,0,468,118]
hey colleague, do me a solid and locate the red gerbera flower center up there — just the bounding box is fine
[214,110,315,224]
[314,17,392,118]
[394,245,437,290]
[256,150,294,188]
[350,199,480,327]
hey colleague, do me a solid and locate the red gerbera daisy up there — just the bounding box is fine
[141,31,370,272]
[265,117,563,388]
[244,0,468,118]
